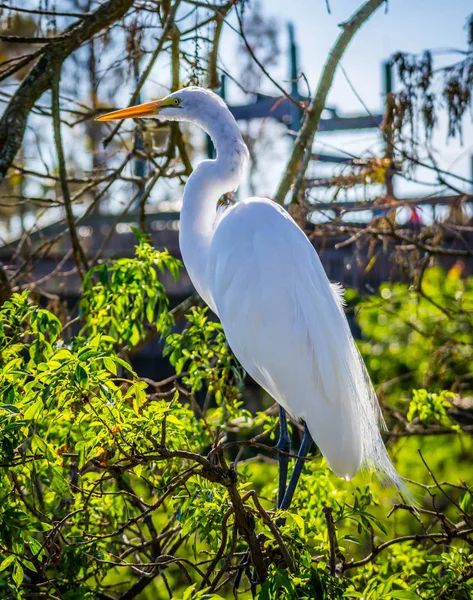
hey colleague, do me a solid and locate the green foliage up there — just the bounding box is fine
[258,564,347,599]
[356,266,473,398]
[164,307,248,425]
[0,257,472,599]
[407,389,454,426]
[80,234,181,346]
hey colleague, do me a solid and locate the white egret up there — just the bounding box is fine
[96,87,403,508]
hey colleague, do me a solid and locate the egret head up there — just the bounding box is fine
[95,87,229,128]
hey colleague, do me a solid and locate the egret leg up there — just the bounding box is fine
[279,424,313,511]
[232,554,250,591]
[276,405,291,507]
[235,407,291,593]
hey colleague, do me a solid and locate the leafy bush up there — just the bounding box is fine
[0,246,472,599]
[355,266,473,398]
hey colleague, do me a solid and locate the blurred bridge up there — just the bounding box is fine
[2,203,471,305]
[1,204,471,379]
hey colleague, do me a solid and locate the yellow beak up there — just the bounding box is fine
[95,100,162,122]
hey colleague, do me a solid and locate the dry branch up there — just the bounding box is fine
[0,0,135,180]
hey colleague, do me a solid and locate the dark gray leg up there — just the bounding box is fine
[235,408,293,592]
[279,424,313,511]
[276,405,291,507]
[233,553,258,593]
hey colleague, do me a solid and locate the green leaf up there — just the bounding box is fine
[182,584,197,600]
[386,592,421,599]
[289,512,305,531]
[103,357,117,375]
[342,534,361,545]
[460,491,472,514]
[0,554,16,571]
[74,364,88,385]
[129,323,141,346]
[54,348,73,361]
[49,465,71,498]
[113,356,135,373]
[0,403,20,414]
[21,558,37,573]
[2,386,15,404]
[12,561,24,587]
[23,398,43,420]
[27,536,44,558]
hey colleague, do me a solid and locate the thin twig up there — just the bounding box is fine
[51,66,88,279]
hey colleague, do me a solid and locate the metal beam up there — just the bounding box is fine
[311,153,356,164]
[228,95,383,131]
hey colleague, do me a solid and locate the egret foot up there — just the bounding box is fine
[233,552,258,597]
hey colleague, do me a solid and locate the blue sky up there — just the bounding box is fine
[261,0,472,110]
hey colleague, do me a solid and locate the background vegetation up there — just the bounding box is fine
[0,1,472,599]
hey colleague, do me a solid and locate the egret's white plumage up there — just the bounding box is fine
[210,198,365,479]
[97,87,403,490]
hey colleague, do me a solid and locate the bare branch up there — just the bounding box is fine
[51,67,88,278]
[0,0,135,180]
[274,0,386,205]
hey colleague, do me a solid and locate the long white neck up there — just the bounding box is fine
[179,109,249,313]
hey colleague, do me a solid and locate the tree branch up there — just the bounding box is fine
[274,0,386,205]
[102,0,183,148]
[51,67,88,278]
[0,0,134,181]
[323,506,337,577]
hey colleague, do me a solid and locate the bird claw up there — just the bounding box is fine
[232,549,260,596]
[232,550,250,591]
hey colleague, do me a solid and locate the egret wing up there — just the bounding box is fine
[208,198,400,485]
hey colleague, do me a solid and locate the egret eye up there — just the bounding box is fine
[173,98,181,106]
